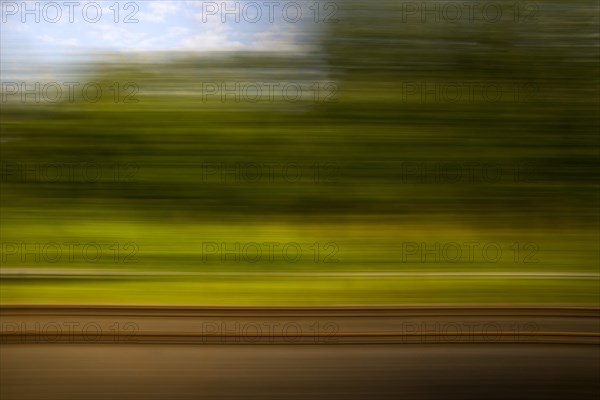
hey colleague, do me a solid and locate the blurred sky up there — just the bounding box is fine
[1,0,317,80]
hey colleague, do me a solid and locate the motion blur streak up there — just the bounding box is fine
[0,0,599,399]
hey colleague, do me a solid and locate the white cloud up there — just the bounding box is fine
[138,1,182,23]
[88,23,147,49]
[35,34,80,46]
[180,33,245,51]
[247,23,314,52]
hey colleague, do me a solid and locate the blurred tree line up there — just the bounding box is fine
[1,0,598,229]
